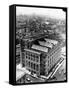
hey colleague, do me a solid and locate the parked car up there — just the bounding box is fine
[26,77,32,82]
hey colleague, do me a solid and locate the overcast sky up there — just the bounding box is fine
[16,6,66,20]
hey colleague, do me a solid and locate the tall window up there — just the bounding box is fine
[32,63,34,70]
[34,64,35,70]
[31,62,33,69]
[29,61,30,67]
[36,55,39,62]
[48,60,49,67]
[36,65,39,71]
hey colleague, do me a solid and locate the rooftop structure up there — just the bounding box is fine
[24,48,41,55]
[31,44,48,53]
[39,41,53,48]
[21,36,62,77]
[44,38,58,45]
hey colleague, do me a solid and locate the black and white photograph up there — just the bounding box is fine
[16,5,67,84]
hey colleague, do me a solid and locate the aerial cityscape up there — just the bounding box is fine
[16,6,66,84]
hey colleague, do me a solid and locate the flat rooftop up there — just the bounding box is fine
[39,41,53,48]
[24,48,41,55]
[44,38,58,45]
[31,44,48,53]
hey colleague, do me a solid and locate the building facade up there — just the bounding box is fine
[16,44,21,64]
[24,48,41,76]
[21,36,62,76]
[16,44,23,65]
[43,42,62,76]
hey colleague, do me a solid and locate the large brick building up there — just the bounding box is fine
[24,48,41,76]
[21,37,62,76]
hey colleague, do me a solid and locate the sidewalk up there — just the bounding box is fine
[40,57,64,80]
[16,57,64,81]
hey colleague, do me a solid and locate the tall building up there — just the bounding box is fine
[22,37,62,76]
[24,48,41,76]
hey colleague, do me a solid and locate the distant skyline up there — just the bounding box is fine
[16,6,66,20]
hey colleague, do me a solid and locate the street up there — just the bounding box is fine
[25,74,45,83]
[47,46,66,82]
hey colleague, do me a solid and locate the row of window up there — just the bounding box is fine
[47,45,61,58]
[26,60,39,71]
[25,52,39,62]
[49,52,60,64]
[26,55,39,62]
[47,52,61,71]
[51,45,61,55]
[26,52,39,59]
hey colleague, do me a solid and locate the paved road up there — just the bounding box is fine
[24,55,66,83]
[25,74,45,83]
[48,56,66,82]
